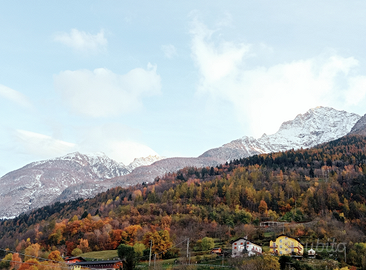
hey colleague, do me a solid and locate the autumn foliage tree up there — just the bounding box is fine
[24,244,40,262]
[10,253,22,270]
[143,230,172,257]
[18,259,39,270]
[121,225,142,246]
[258,200,268,215]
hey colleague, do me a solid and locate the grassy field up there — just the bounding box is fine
[81,250,118,260]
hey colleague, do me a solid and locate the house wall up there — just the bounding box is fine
[231,238,262,257]
[270,235,303,256]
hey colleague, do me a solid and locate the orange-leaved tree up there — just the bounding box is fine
[18,259,39,270]
[11,253,23,270]
[143,230,172,257]
[48,251,64,262]
[121,225,142,246]
[24,243,40,262]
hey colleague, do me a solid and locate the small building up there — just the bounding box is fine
[270,235,304,256]
[65,257,86,264]
[210,248,222,254]
[231,238,262,257]
[308,248,316,258]
[71,260,123,270]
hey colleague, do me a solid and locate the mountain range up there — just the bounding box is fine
[1,106,365,219]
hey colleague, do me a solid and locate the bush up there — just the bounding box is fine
[201,237,215,251]
[71,248,83,256]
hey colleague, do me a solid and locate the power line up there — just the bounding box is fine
[0,247,64,264]
[0,259,71,270]
[135,237,189,261]
[2,237,190,268]
[0,247,89,270]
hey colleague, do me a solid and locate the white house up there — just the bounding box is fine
[308,248,316,258]
[231,238,262,257]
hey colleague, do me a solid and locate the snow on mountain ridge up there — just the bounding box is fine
[0,151,132,219]
[201,106,361,161]
[25,151,129,180]
[127,155,164,171]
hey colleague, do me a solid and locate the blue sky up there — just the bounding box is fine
[1,1,366,176]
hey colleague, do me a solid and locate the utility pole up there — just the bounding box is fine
[154,254,156,269]
[149,240,152,266]
[345,249,347,263]
[187,238,190,264]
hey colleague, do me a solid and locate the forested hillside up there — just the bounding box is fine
[1,135,366,267]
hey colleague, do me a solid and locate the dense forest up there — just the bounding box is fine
[1,135,366,269]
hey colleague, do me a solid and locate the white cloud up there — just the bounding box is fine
[8,126,157,168]
[15,129,76,158]
[54,64,161,117]
[72,124,158,165]
[344,76,366,106]
[106,141,158,165]
[0,84,32,108]
[54,29,107,53]
[161,44,177,59]
[191,19,366,137]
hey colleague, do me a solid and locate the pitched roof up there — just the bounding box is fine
[72,260,122,266]
[230,237,261,247]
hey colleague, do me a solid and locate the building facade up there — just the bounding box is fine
[231,238,262,257]
[71,260,123,270]
[270,235,304,256]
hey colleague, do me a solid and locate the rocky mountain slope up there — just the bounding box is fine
[349,113,366,136]
[0,152,130,219]
[200,107,360,161]
[0,106,362,219]
[55,156,224,202]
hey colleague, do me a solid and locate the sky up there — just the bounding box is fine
[1,1,366,176]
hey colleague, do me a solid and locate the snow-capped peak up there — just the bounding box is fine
[127,155,165,171]
[200,106,361,161]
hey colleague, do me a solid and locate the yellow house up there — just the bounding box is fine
[270,235,303,256]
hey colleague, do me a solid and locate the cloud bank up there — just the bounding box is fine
[15,129,76,159]
[54,64,161,117]
[191,19,366,137]
[0,84,32,108]
[74,124,158,165]
[54,29,107,53]
[8,126,158,168]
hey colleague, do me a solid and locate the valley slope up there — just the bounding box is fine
[0,106,362,218]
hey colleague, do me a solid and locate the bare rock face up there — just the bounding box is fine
[0,152,129,219]
[200,107,360,161]
[55,156,224,202]
[349,114,366,136]
[0,106,362,219]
